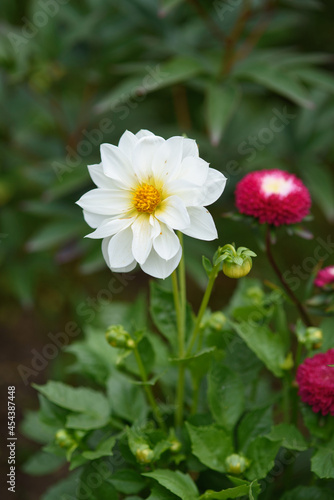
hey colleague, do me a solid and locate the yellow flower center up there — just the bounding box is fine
[133,183,161,213]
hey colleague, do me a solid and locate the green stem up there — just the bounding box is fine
[133,345,166,432]
[186,266,219,356]
[282,376,291,424]
[265,225,313,327]
[292,341,303,425]
[175,233,187,428]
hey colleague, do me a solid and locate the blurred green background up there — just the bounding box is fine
[1,0,334,498]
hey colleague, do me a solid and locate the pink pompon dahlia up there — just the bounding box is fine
[314,266,334,288]
[235,169,311,226]
[296,349,334,416]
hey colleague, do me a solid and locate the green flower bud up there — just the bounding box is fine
[225,454,249,475]
[246,286,264,304]
[280,352,294,370]
[105,325,135,349]
[201,312,227,331]
[170,439,182,453]
[305,327,323,350]
[135,445,154,464]
[223,257,252,279]
[55,429,76,449]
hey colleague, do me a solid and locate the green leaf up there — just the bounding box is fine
[206,83,240,146]
[208,362,245,431]
[143,469,199,500]
[82,435,116,460]
[95,56,202,114]
[26,220,83,252]
[301,405,334,441]
[107,372,148,423]
[238,407,273,454]
[20,410,57,444]
[280,485,334,500]
[199,481,260,500]
[296,68,334,94]
[79,463,118,500]
[41,471,81,500]
[238,65,314,108]
[110,469,146,494]
[147,484,179,499]
[186,423,233,473]
[311,438,334,479]
[33,381,110,430]
[266,423,307,451]
[230,321,286,377]
[22,451,65,476]
[202,255,213,277]
[245,437,281,481]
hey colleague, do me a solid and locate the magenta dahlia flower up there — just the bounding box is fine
[296,349,334,416]
[314,266,334,288]
[235,169,311,226]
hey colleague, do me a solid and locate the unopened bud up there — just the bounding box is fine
[305,328,323,350]
[135,445,154,464]
[280,352,294,370]
[55,429,76,449]
[225,454,249,475]
[201,312,227,331]
[223,257,252,279]
[170,439,182,453]
[246,286,264,303]
[105,325,135,349]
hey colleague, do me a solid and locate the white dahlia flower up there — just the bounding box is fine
[77,130,226,279]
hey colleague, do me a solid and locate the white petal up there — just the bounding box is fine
[199,168,227,206]
[136,129,155,139]
[131,214,153,265]
[102,237,111,267]
[87,217,135,239]
[77,188,132,215]
[182,206,218,241]
[182,138,199,159]
[88,163,120,189]
[149,215,162,239]
[153,223,180,260]
[155,195,190,230]
[165,179,203,206]
[141,246,182,279]
[100,143,135,187]
[83,210,108,229]
[118,130,138,159]
[175,156,209,186]
[102,237,137,273]
[107,227,134,269]
[132,136,164,181]
[111,260,137,273]
[152,136,183,181]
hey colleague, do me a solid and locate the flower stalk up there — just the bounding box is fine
[133,344,166,432]
[174,233,187,428]
[265,225,313,327]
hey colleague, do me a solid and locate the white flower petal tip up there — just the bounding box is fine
[78,130,225,278]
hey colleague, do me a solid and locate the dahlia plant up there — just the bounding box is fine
[22,132,334,500]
